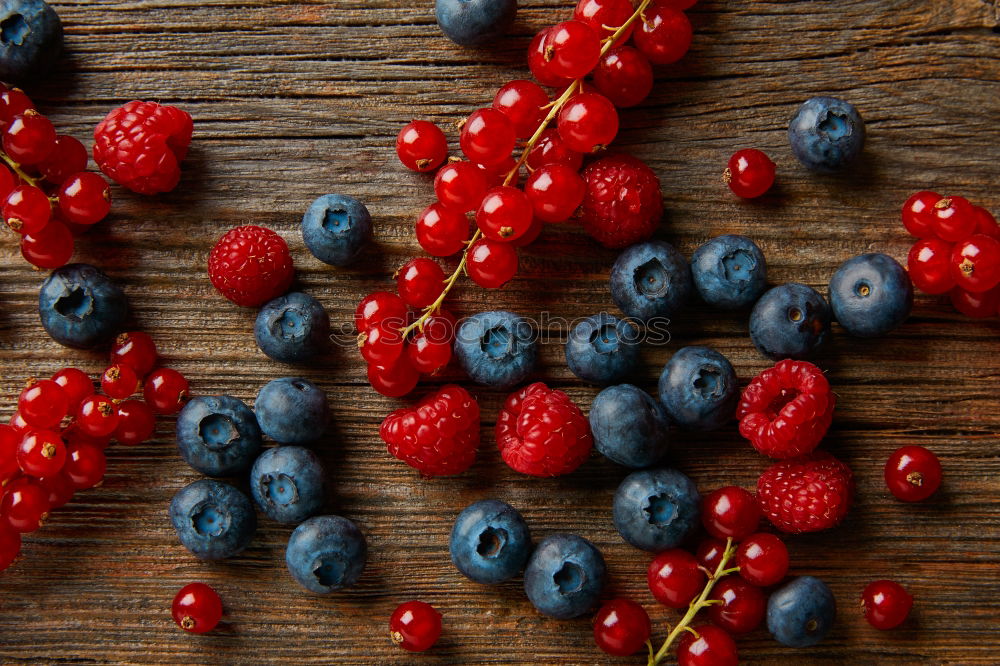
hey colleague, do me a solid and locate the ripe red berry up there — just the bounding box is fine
[63,443,106,490]
[9,411,29,432]
[634,5,693,65]
[0,88,34,126]
[37,135,89,184]
[4,184,51,235]
[16,430,66,478]
[592,46,654,108]
[396,120,448,172]
[396,258,445,308]
[647,548,705,608]
[476,186,534,241]
[143,368,190,414]
[676,624,737,666]
[110,331,158,377]
[526,129,584,171]
[695,537,727,572]
[701,486,761,540]
[0,477,49,532]
[466,237,518,288]
[0,166,14,201]
[460,108,516,166]
[861,580,912,630]
[389,600,442,652]
[528,28,573,87]
[493,80,549,138]
[541,20,601,80]
[51,368,93,412]
[496,382,593,477]
[973,206,1000,238]
[3,110,56,165]
[406,312,454,374]
[208,225,295,307]
[477,154,521,187]
[524,165,586,223]
[20,219,74,269]
[76,395,119,438]
[724,149,776,198]
[434,160,488,213]
[355,292,408,333]
[172,582,223,634]
[63,423,112,451]
[950,284,1000,318]
[113,399,157,446]
[757,452,854,533]
[950,234,1000,293]
[708,577,766,635]
[367,356,420,399]
[930,195,977,242]
[736,532,789,586]
[901,190,941,239]
[415,202,469,256]
[38,473,75,509]
[511,216,544,247]
[574,0,636,39]
[57,172,112,225]
[884,445,941,502]
[593,598,652,657]
[579,153,663,248]
[101,363,140,400]
[557,92,619,153]
[18,378,69,429]
[907,238,956,294]
[380,383,479,473]
[358,319,405,366]
[0,525,19,572]
[0,425,21,485]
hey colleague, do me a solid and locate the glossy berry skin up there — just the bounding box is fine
[526,129,583,171]
[254,292,330,363]
[613,468,700,552]
[63,442,106,489]
[496,382,592,477]
[691,234,767,310]
[113,399,156,446]
[743,362,826,457]
[172,583,223,634]
[950,284,1000,318]
[476,186,534,242]
[610,240,691,323]
[57,172,111,224]
[390,600,442,652]
[38,473,73,508]
[757,452,853,533]
[477,154,520,186]
[557,92,618,153]
[110,331,158,377]
[574,0,636,39]
[396,120,447,172]
[101,363,139,400]
[524,534,606,619]
[951,234,1000,293]
[175,395,262,477]
[18,378,68,429]
[396,258,445,308]
[710,577,766,634]
[767,576,836,647]
[901,190,940,239]
[170,479,256,560]
[590,384,670,468]
[0,425,21,485]
[930,195,976,242]
[695,538,727,572]
[454,310,536,388]
[541,20,601,80]
[0,478,49,532]
[367,356,419,398]
[633,5,692,65]
[250,445,326,524]
[528,28,572,87]
[701,486,760,541]
[0,0,63,84]
[884,445,941,502]
[449,499,531,584]
[20,218,73,269]
[788,96,865,173]
[435,0,516,46]
[593,598,651,657]
[974,206,1000,238]
[254,377,328,444]
[907,238,955,294]
[724,149,775,198]
[76,394,119,437]
[581,154,663,248]
[647,548,705,608]
[406,312,454,374]
[38,134,88,184]
[736,533,789,586]
[354,291,407,333]
[301,193,372,267]
[208,225,294,307]
[16,429,66,478]
[285,515,366,593]
[0,525,19,572]
[524,165,585,223]
[433,161,487,214]
[4,110,56,164]
[593,46,653,108]
[143,367,189,414]
[492,80,548,138]
[359,319,405,366]
[658,346,737,431]
[829,253,913,337]
[460,108,515,166]
[4,184,50,234]
[676,624,738,666]
[380,384,480,475]
[565,313,640,385]
[749,283,832,361]
[466,237,518,289]
[862,580,912,630]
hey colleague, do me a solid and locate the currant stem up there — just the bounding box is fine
[648,538,737,666]
[0,150,40,189]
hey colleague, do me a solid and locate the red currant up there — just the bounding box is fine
[724,149,776,198]
[950,233,1000,293]
[950,284,1000,318]
[593,598,652,657]
[460,108,515,166]
[51,368,93,413]
[172,582,223,634]
[524,165,585,223]
[396,120,447,172]
[38,472,75,509]
[701,486,760,540]
[861,580,912,630]
[476,186,534,241]
[406,311,454,374]
[592,46,654,108]
[16,429,66,478]
[660,0,698,7]
[3,110,56,165]
[634,4,693,65]
[557,92,619,153]
[359,319,405,366]
[528,28,572,87]
[434,160,488,213]
[0,88,34,126]
[396,258,445,308]
[20,218,74,269]
[143,368,190,414]
[511,215,544,247]
[973,206,999,239]
[736,532,789,586]
[676,624,737,666]
[4,184,51,235]
[76,395,119,437]
[18,378,69,429]
[708,576,766,634]
[37,135,89,184]
[931,195,977,241]
[476,155,520,187]
[884,445,941,502]
[695,537,727,573]
[0,166,14,201]
[647,548,705,608]
[113,399,157,446]
[415,202,469,256]
[526,129,584,171]
[57,172,112,225]
[101,363,140,400]
[63,442,106,490]
[541,20,601,80]
[110,331,158,377]
[63,423,112,451]
[355,292,408,333]
[368,356,419,398]
[389,600,441,652]
[0,525,19,572]
[493,80,549,138]
[0,425,20,485]
[574,0,636,39]
[901,190,940,239]
[0,477,49,532]
[466,237,518,288]
[907,238,955,294]
[9,411,29,431]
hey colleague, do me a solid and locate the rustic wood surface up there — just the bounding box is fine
[0,0,997,662]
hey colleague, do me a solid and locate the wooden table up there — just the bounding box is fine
[1,0,998,662]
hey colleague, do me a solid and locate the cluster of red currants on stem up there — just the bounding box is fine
[0,83,112,270]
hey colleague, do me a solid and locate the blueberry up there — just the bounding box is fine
[454,310,536,388]
[829,253,912,338]
[658,346,737,431]
[38,263,127,349]
[435,0,516,47]
[169,479,257,560]
[523,534,605,619]
[301,194,372,267]
[589,384,669,469]
[612,468,699,552]
[176,395,263,476]
[285,515,367,594]
[450,499,532,584]
[0,0,63,85]
[254,377,329,444]
[749,283,832,361]
[610,241,692,324]
[254,291,330,363]
[767,576,837,647]
[564,313,639,385]
[788,96,865,173]
[250,446,326,524]
[691,234,767,310]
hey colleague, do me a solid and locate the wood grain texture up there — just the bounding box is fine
[0,0,998,662]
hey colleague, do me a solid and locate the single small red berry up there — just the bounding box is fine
[367,356,420,398]
[973,206,1000,238]
[110,331,159,377]
[524,165,586,223]
[528,28,573,87]
[676,624,738,666]
[574,0,636,39]
[592,46,654,108]
[861,580,912,630]
[0,87,35,126]
[395,258,445,308]
[38,472,75,509]
[57,172,112,225]
[0,524,20,572]
[634,4,693,65]
[476,186,534,242]
[4,184,51,235]
[701,486,761,540]
[396,120,447,172]
[950,284,1000,318]
[950,233,1000,293]
[907,238,956,295]
[460,108,516,166]
[20,219,74,269]
[593,598,652,657]
[901,191,941,239]
[406,312,454,375]
[526,129,583,172]
[557,92,619,153]
[18,378,69,430]
[113,399,156,446]
[434,160,488,214]
[101,363,140,400]
[389,600,442,652]
[0,477,49,533]
[37,135,89,185]
[76,395,119,437]
[695,537,727,573]
[63,442,106,490]
[724,149,776,198]
[143,368,190,414]
[415,202,470,256]
[172,582,223,634]
[358,319,405,366]
[51,368,94,412]
[541,20,601,80]
[3,110,56,165]
[477,154,521,187]
[884,445,941,502]
[708,576,766,634]
[647,548,706,608]
[355,292,408,333]
[931,195,977,242]
[466,237,518,289]
[493,80,549,138]
[736,532,789,587]
[16,429,66,478]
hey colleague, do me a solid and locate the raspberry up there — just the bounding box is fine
[579,154,662,248]
[379,385,480,476]
[93,100,193,195]
[737,359,835,459]
[208,225,294,307]
[496,382,592,476]
[757,452,853,533]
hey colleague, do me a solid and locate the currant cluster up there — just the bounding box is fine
[0,331,189,573]
[902,191,1000,317]
[0,83,112,269]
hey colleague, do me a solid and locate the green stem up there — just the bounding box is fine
[0,151,39,188]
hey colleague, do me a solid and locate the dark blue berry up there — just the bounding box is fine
[523,534,605,619]
[38,263,127,349]
[788,96,865,173]
[565,313,640,385]
[589,384,669,469]
[612,468,699,552]
[691,234,767,310]
[254,291,330,363]
[301,194,372,267]
[450,499,531,584]
[0,0,63,85]
[254,377,329,444]
[250,446,326,524]
[829,253,912,338]
[176,395,262,476]
[435,0,516,47]
[657,346,737,431]
[285,515,367,594]
[749,283,832,361]
[767,576,837,647]
[454,310,536,388]
[609,241,692,324]
[169,479,257,560]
